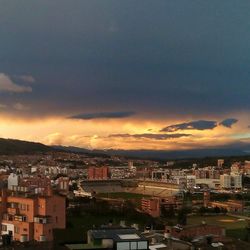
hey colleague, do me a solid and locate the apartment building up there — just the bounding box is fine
[141,197,182,218]
[220,174,231,189]
[220,174,242,189]
[141,198,160,218]
[88,166,109,180]
[0,188,65,242]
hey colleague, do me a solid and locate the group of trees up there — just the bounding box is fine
[199,206,227,215]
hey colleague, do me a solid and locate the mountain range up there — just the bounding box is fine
[1,138,250,160]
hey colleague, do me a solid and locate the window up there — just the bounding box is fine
[14,226,20,234]
[117,242,130,250]
[18,203,26,210]
[130,242,137,250]
[14,215,26,222]
[10,202,17,209]
[138,241,148,249]
[2,224,7,232]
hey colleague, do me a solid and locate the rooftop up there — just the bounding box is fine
[90,227,147,242]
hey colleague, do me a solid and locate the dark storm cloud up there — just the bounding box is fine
[161,120,217,132]
[0,1,250,117]
[220,118,238,128]
[161,118,239,132]
[108,133,191,140]
[69,111,135,120]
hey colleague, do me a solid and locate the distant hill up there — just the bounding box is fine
[53,142,250,160]
[0,138,54,155]
[1,137,250,161]
[53,145,110,158]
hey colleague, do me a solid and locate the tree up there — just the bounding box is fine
[199,206,207,215]
[177,208,187,225]
[213,206,221,214]
[161,205,175,218]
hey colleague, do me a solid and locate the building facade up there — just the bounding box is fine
[0,188,65,242]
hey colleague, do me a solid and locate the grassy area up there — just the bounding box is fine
[226,228,249,241]
[187,215,248,229]
[186,214,249,241]
[96,192,152,207]
[96,192,151,200]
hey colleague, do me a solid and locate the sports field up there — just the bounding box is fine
[187,215,249,240]
[96,192,151,200]
[187,215,248,229]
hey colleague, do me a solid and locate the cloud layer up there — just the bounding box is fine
[220,118,238,128]
[0,1,248,151]
[161,120,218,132]
[0,1,249,119]
[69,111,135,120]
[0,73,32,93]
[108,133,191,140]
[161,119,238,132]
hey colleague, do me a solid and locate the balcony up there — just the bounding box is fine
[14,215,27,222]
[34,216,51,224]
[2,213,14,221]
[7,207,20,215]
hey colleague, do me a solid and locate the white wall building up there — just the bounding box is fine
[195,178,220,189]
[186,175,196,189]
[7,173,20,190]
[220,174,231,189]
[220,174,242,189]
[231,174,242,189]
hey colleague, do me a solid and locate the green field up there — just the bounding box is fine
[96,192,151,200]
[187,215,248,229]
[186,215,249,240]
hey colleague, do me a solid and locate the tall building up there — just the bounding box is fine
[88,166,109,180]
[220,174,242,189]
[217,159,224,168]
[231,174,242,189]
[128,161,134,169]
[220,174,231,189]
[0,188,65,242]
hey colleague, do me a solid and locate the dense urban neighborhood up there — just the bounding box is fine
[0,143,250,249]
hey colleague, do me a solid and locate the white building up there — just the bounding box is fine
[220,174,231,189]
[231,163,241,174]
[231,174,242,189]
[7,173,20,190]
[220,174,242,189]
[217,159,224,168]
[195,178,220,189]
[186,175,196,189]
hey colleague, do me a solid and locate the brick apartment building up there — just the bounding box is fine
[141,197,182,217]
[88,166,109,180]
[141,198,160,217]
[0,187,65,242]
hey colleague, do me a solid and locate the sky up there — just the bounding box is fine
[0,0,250,150]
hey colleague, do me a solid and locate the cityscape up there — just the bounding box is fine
[0,1,250,250]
